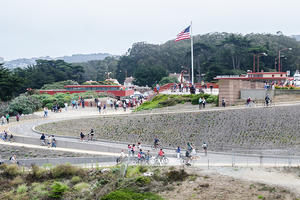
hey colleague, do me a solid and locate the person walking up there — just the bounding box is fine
[90,129,94,141]
[176,146,181,159]
[44,107,48,117]
[5,114,9,124]
[222,98,226,107]
[198,98,203,109]
[202,142,208,156]
[1,116,5,125]
[202,98,206,109]
[51,135,56,147]
[64,102,68,111]
[16,113,20,122]
[40,133,46,146]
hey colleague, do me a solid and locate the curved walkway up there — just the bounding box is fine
[3,103,300,167]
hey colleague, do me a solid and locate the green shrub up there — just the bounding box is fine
[51,164,85,178]
[166,169,189,182]
[1,164,21,178]
[101,189,163,200]
[71,176,82,184]
[135,176,151,187]
[10,176,24,186]
[73,182,90,192]
[7,95,42,115]
[41,80,78,89]
[16,184,28,194]
[32,182,49,199]
[49,181,69,199]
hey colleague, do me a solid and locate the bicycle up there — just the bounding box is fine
[150,155,169,165]
[151,143,162,150]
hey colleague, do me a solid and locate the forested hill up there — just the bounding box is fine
[115,33,300,83]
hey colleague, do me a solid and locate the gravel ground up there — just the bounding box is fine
[0,143,97,160]
[36,105,300,155]
[160,167,299,200]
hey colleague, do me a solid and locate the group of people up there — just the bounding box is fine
[0,130,14,142]
[40,133,56,148]
[79,129,95,141]
[1,113,19,125]
[198,97,206,109]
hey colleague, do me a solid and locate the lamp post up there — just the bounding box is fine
[278,48,292,72]
[256,53,268,72]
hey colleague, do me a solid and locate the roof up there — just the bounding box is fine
[64,85,121,88]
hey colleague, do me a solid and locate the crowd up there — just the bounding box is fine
[40,133,56,148]
[1,113,21,125]
[116,137,208,166]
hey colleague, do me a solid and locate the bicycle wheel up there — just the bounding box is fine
[163,157,169,165]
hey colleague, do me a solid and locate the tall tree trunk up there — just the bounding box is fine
[232,56,236,70]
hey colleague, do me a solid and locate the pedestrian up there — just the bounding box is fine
[16,113,20,122]
[47,135,51,148]
[10,155,19,165]
[131,144,136,156]
[176,146,181,159]
[80,131,85,141]
[222,98,226,107]
[51,135,56,147]
[90,129,94,141]
[103,103,106,114]
[5,113,9,124]
[40,133,46,145]
[198,97,203,109]
[1,116,5,125]
[97,101,102,113]
[64,102,68,111]
[128,144,132,156]
[202,142,208,156]
[0,155,3,165]
[202,98,206,108]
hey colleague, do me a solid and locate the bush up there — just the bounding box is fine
[1,164,21,178]
[16,184,28,194]
[101,189,163,200]
[71,176,82,185]
[73,182,90,192]
[10,176,24,186]
[49,181,69,199]
[32,182,49,199]
[41,80,78,89]
[166,169,189,182]
[159,76,179,86]
[7,95,42,115]
[51,164,85,179]
[135,176,151,187]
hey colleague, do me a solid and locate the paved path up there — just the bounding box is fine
[4,103,300,167]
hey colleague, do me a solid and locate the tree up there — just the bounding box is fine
[159,76,179,86]
[0,64,23,101]
[133,66,167,86]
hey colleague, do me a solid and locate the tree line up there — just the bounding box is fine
[1,32,300,101]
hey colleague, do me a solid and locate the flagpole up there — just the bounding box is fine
[190,21,194,85]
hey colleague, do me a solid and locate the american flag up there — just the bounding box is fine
[175,26,191,42]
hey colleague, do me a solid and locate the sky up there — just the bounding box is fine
[0,0,299,60]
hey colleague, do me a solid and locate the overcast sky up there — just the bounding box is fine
[0,0,299,60]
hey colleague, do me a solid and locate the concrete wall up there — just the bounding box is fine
[2,156,116,167]
[13,135,124,153]
[275,89,300,95]
[241,89,274,100]
[218,79,264,106]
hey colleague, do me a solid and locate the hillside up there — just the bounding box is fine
[3,53,112,69]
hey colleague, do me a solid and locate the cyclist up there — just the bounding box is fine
[265,94,270,106]
[202,142,208,156]
[158,149,165,165]
[137,149,145,164]
[116,150,126,164]
[154,137,160,149]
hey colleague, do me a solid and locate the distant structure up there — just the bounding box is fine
[40,84,133,97]
[215,71,288,106]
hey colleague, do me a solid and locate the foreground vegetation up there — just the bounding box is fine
[37,105,300,154]
[0,164,297,200]
[1,91,112,116]
[136,94,218,111]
